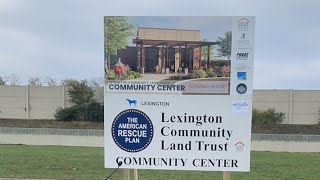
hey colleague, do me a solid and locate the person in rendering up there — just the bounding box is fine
[113,58,123,80]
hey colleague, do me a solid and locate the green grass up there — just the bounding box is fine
[0,145,319,180]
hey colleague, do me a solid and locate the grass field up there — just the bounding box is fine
[0,145,319,180]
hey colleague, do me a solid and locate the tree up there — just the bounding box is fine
[45,76,58,86]
[7,74,20,85]
[217,31,232,60]
[60,79,78,87]
[28,77,42,86]
[67,80,95,120]
[0,76,7,85]
[89,77,104,87]
[104,16,135,69]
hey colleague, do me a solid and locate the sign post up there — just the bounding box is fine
[104,16,255,176]
[223,172,231,180]
[123,169,130,180]
[133,169,138,180]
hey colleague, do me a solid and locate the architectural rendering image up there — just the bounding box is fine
[104,17,232,81]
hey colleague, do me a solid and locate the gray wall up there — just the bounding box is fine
[1,86,320,124]
[253,90,320,124]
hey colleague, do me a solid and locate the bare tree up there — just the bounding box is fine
[45,76,58,86]
[89,77,104,87]
[60,79,78,87]
[7,74,20,85]
[28,77,42,86]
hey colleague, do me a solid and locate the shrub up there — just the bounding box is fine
[133,71,141,78]
[126,71,141,79]
[206,70,217,77]
[252,108,285,125]
[128,74,135,80]
[169,75,182,80]
[54,106,79,121]
[87,102,104,122]
[107,70,116,79]
[191,70,208,79]
[67,80,94,120]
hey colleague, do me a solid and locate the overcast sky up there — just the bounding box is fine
[0,0,320,89]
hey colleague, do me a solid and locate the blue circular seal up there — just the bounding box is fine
[112,109,153,152]
[236,83,247,94]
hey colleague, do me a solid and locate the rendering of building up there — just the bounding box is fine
[117,27,217,73]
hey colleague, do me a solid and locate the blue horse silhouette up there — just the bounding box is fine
[126,99,137,106]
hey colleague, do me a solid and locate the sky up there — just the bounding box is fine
[0,0,320,89]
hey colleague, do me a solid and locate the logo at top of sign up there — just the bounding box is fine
[236,83,247,94]
[237,18,250,32]
[112,109,153,152]
[238,18,250,27]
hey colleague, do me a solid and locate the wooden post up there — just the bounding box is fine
[199,45,202,68]
[207,45,211,68]
[223,172,231,180]
[179,45,182,68]
[123,169,130,180]
[133,169,138,180]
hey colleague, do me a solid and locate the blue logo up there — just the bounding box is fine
[237,72,247,80]
[112,109,153,152]
[236,83,247,94]
[126,99,137,106]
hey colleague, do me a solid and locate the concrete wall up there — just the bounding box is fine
[0,86,26,119]
[253,90,320,124]
[29,86,65,119]
[1,86,320,124]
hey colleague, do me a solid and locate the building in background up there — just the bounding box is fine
[118,27,217,73]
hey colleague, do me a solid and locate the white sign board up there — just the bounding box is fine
[104,16,255,172]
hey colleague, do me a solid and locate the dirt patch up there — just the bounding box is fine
[0,119,103,130]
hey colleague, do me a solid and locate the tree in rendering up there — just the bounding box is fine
[104,16,135,70]
[217,31,232,60]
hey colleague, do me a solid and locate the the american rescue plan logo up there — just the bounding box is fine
[112,109,154,152]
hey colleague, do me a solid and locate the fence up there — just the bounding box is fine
[0,85,103,119]
[1,127,320,152]
[0,127,319,142]
[251,133,320,142]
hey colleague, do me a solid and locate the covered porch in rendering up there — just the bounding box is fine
[133,39,217,74]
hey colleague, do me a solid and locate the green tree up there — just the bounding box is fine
[67,80,94,120]
[217,31,232,60]
[0,76,7,85]
[104,16,135,69]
